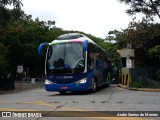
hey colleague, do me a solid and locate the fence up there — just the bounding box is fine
[14,81,44,90]
[129,67,160,88]
[0,78,14,90]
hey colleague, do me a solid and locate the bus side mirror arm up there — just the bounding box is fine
[38,42,49,55]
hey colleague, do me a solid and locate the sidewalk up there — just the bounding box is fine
[0,87,44,94]
[0,81,44,94]
[117,84,160,92]
[0,89,26,94]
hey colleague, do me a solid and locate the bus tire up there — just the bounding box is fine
[59,91,66,95]
[104,83,108,88]
[90,78,97,92]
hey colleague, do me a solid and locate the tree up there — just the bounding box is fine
[149,45,160,59]
[106,30,128,49]
[0,43,9,77]
[118,0,160,19]
[0,0,23,9]
[0,0,23,28]
[106,21,160,68]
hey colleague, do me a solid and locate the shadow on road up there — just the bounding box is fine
[48,84,116,96]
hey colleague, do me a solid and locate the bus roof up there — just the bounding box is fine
[49,33,111,59]
[49,33,96,46]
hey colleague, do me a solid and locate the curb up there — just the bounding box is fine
[117,84,160,92]
[0,87,44,94]
[0,89,25,94]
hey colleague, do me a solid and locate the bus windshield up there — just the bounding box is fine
[46,43,85,74]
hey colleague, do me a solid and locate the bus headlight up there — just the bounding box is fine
[78,78,87,84]
[45,79,53,85]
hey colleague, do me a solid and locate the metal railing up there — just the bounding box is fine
[129,67,159,88]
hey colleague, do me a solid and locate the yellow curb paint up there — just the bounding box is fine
[21,100,57,107]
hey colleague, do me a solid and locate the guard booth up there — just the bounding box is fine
[117,44,135,86]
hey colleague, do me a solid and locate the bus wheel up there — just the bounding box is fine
[59,91,66,95]
[104,83,108,88]
[90,78,97,92]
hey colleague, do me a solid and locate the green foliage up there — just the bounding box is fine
[130,81,142,88]
[156,69,160,81]
[133,22,160,67]
[0,43,9,77]
[129,81,155,88]
[149,45,160,58]
[105,30,129,68]
[0,0,23,28]
[106,30,128,49]
[106,21,160,68]
[118,0,160,19]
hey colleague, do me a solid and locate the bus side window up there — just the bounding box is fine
[88,58,92,68]
[98,60,104,69]
[96,60,98,67]
[88,43,95,69]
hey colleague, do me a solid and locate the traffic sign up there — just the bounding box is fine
[17,65,23,73]
[126,60,132,68]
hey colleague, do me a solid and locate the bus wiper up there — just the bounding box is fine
[48,69,63,74]
[73,68,82,73]
[47,69,54,75]
[64,68,81,73]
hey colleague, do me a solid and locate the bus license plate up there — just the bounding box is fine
[61,86,67,90]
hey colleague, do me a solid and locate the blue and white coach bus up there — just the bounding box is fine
[38,33,113,94]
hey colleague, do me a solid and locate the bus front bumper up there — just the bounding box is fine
[45,79,92,92]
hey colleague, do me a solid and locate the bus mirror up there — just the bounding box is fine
[83,40,88,51]
[38,42,49,55]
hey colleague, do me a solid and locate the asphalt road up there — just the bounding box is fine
[0,84,160,120]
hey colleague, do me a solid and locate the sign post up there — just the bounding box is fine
[17,66,23,89]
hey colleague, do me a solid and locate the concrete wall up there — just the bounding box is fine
[117,49,135,57]
[14,81,44,90]
[117,48,135,86]
[122,68,130,74]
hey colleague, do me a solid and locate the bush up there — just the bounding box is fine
[130,82,142,88]
[156,69,160,81]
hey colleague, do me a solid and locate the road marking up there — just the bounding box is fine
[21,100,86,111]
[21,100,57,107]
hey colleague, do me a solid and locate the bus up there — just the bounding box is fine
[38,33,113,94]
